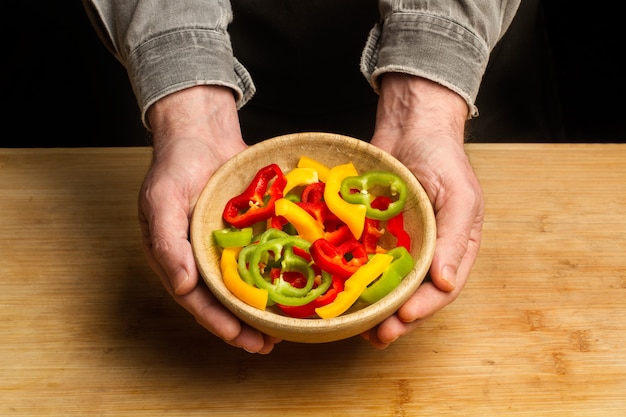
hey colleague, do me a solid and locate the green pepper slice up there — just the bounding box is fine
[238,228,291,285]
[358,246,414,304]
[237,243,258,285]
[339,171,408,221]
[213,227,254,248]
[245,230,332,306]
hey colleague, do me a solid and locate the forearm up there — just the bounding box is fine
[81,0,253,128]
[365,0,521,117]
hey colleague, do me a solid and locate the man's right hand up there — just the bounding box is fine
[138,85,281,353]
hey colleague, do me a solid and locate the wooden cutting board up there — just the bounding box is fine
[0,144,624,416]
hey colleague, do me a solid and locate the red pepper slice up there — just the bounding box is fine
[277,275,344,318]
[310,238,369,279]
[292,245,312,263]
[387,211,411,252]
[361,218,384,254]
[269,214,289,231]
[301,182,325,203]
[270,269,309,289]
[324,224,352,246]
[359,196,389,253]
[371,195,392,211]
[296,201,329,225]
[223,164,287,228]
[370,195,411,252]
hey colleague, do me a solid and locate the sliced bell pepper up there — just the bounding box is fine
[309,237,369,279]
[267,214,298,235]
[358,246,414,304]
[271,269,309,289]
[258,227,292,243]
[324,224,352,246]
[237,228,293,285]
[339,171,407,221]
[213,227,254,248]
[222,163,287,228]
[246,232,332,306]
[297,156,330,182]
[387,211,411,252]
[296,201,349,243]
[324,162,367,239]
[250,238,315,297]
[361,218,384,254]
[274,198,325,243]
[283,167,319,195]
[294,199,353,246]
[283,192,301,203]
[220,246,268,310]
[237,243,260,285]
[296,201,329,225]
[300,182,325,203]
[368,195,411,252]
[277,274,344,318]
[315,253,393,319]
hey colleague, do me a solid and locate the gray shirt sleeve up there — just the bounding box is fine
[82,0,520,126]
[363,1,521,117]
[81,0,254,127]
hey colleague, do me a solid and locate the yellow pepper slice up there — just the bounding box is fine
[274,198,325,243]
[324,162,367,239]
[283,167,319,195]
[297,156,330,182]
[220,246,268,310]
[315,253,393,319]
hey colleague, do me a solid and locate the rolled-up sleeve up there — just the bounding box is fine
[362,0,521,117]
[81,0,254,128]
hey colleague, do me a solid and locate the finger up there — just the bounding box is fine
[429,206,469,293]
[139,213,179,296]
[364,279,463,348]
[142,234,280,353]
[146,241,281,353]
[433,164,484,289]
[139,180,198,296]
[396,280,458,323]
[361,313,429,349]
[139,203,280,353]
[185,285,281,353]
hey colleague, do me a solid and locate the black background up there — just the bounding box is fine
[2,1,624,147]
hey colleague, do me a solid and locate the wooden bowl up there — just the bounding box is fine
[190,132,436,343]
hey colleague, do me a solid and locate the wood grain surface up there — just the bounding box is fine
[1,144,625,416]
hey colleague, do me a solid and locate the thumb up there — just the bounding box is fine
[430,230,465,293]
[428,182,484,293]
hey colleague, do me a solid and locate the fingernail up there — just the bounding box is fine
[384,335,398,345]
[442,265,457,290]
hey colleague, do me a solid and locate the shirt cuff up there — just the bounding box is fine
[126,28,255,129]
[360,13,490,118]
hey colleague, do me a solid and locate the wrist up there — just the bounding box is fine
[373,73,468,146]
[147,85,243,153]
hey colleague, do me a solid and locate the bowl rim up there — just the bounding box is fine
[190,132,436,343]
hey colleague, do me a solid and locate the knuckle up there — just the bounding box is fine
[150,235,171,262]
